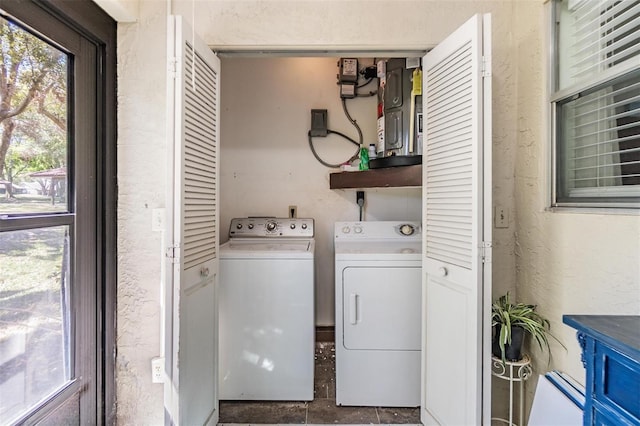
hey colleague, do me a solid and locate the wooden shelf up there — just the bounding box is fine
[329,164,422,189]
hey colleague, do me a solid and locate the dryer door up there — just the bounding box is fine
[342,266,421,351]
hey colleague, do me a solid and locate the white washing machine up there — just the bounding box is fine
[219,217,315,401]
[334,221,422,407]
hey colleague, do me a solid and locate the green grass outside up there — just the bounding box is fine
[0,198,69,418]
[0,195,67,215]
[0,196,68,354]
[0,197,68,312]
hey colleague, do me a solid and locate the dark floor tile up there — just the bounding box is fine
[314,364,335,398]
[313,371,330,399]
[315,342,336,363]
[306,399,379,424]
[314,360,335,379]
[314,342,336,400]
[219,400,307,424]
[313,378,335,400]
[376,406,421,424]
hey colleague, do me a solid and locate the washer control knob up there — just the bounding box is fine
[438,267,448,277]
[248,224,254,229]
[236,223,243,229]
[354,226,363,234]
[301,223,307,230]
[290,224,296,229]
[400,224,415,236]
[266,221,277,232]
[342,226,350,234]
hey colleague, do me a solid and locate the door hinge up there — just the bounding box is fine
[481,241,492,264]
[166,244,181,264]
[481,55,492,78]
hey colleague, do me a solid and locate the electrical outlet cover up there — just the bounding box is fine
[151,357,164,383]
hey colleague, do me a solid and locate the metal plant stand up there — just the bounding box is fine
[491,354,532,426]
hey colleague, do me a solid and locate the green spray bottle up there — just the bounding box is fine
[359,144,369,171]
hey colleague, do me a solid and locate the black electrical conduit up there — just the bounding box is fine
[341,98,363,147]
[308,87,368,168]
[307,129,360,169]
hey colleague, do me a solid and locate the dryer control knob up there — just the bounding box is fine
[266,221,277,232]
[236,223,243,229]
[342,226,350,234]
[400,224,415,236]
[248,224,254,229]
[438,267,448,277]
[354,226,363,234]
[301,223,307,230]
[290,224,296,229]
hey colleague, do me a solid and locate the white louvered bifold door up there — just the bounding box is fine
[165,15,220,426]
[420,14,492,426]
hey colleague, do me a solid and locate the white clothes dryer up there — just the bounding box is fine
[334,221,422,407]
[219,217,315,401]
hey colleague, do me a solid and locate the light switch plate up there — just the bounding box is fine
[495,205,508,228]
[152,208,164,232]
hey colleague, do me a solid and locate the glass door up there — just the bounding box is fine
[0,4,101,423]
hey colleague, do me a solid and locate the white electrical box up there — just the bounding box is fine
[339,58,358,83]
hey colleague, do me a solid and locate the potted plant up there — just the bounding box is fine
[492,292,564,363]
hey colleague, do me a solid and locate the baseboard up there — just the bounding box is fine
[315,326,334,343]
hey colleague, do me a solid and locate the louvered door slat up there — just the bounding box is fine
[429,146,473,163]
[427,170,472,181]
[427,116,472,137]
[429,98,473,123]
[181,41,218,271]
[184,125,217,148]
[425,40,475,269]
[427,229,473,243]
[185,167,216,180]
[185,101,216,124]
[429,124,472,143]
[185,110,216,135]
[427,45,473,90]
[185,153,211,170]
[185,124,216,144]
[429,80,473,114]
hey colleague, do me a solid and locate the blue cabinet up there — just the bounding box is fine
[563,315,640,426]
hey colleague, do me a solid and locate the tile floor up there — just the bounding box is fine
[219,342,421,424]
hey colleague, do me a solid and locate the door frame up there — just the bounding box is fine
[173,22,492,424]
[0,0,117,423]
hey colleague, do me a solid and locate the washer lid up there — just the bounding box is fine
[220,239,315,259]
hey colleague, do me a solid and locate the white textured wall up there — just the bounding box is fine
[115,1,519,423]
[513,0,640,416]
[116,1,167,424]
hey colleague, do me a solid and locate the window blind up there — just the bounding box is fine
[555,0,640,204]
[569,1,640,81]
[562,72,640,193]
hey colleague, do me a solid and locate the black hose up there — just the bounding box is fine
[327,129,359,146]
[356,90,377,97]
[307,130,360,169]
[341,98,363,147]
[356,77,374,89]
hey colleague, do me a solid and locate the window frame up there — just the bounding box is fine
[0,0,116,423]
[549,0,640,209]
